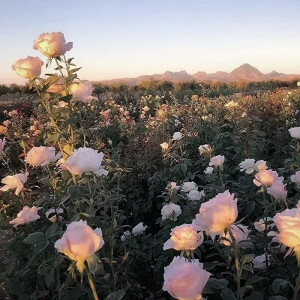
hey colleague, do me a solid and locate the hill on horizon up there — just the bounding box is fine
[98,63,300,85]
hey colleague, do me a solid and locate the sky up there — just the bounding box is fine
[1,0,300,84]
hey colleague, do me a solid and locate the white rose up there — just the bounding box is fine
[291,171,300,186]
[25,146,60,167]
[187,190,205,201]
[204,166,214,174]
[121,230,132,242]
[209,155,225,168]
[252,254,269,270]
[182,181,197,193]
[69,80,96,103]
[60,147,108,177]
[239,159,255,174]
[12,56,43,79]
[172,132,183,141]
[132,222,147,236]
[163,257,211,300]
[163,224,203,251]
[9,206,40,227]
[0,172,28,196]
[193,190,238,237]
[54,220,104,273]
[161,203,182,221]
[289,127,300,139]
[33,32,73,57]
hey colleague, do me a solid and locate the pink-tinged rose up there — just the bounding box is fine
[69,80,96,103]
[193,190,238,236]
[291,171,300,185]
[12,56,43,79]
[0,172,28,196]
[161,203,182,221]
[54,220,104,273]
[253,170,279,187]
[289,127,300,139]
[9,206,40,227]
[267,180,287,201]
[273,208,300,258]
[25,146,60,167]
[182,181,197,193]
[220,224,250,246]
[163,256,211,300]
[254,160,268,171]
[252,254,270,270]
[209,155,225,167]
[0,138,6,152]
[47,77,65,93]
[33,32,73,58]
[60,147,108,177]
[2,120,10,127]
[254,217,274,232]
[187,190,205,201]
[163,224,203,251]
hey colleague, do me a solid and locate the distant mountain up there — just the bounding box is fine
[99,64,300,85]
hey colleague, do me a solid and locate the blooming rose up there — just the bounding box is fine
[289,127,300,139]
[161,203,182,221]
[163,256,211,300]
[193,190,238,236]
[253,170,279,187]
[187,190,205,201]
[172,132,183,141]
[0,172,28,196]
[60,147,108,177]
[267,180,287,201]
[239,159,255,174]
[254,160,268,171]
[291,171,300,186]
[0,126,7,135]
[273,208,300,261]
[167,182,179,190]
[0,138,6,153]
[69,80,96,103]
[12,56,43,79]
[182,181,197,193]
[252,254,269,270]
[25,146,60,167]
[254,217,274,232]
[9,206,40,227]
[204,166,214,174]
[160,142,169,150]
[198,144,213,155]
[33,32,73,57]
[220,224,250,246]
[3,120,10,127]
[132,222,147,236]
[209,155,225,168]
[45,208,64,222]
[163,224,203,251]
[54,220,104,273]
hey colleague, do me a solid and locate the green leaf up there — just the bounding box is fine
[23,232,45,245]
[45,222,58,239]
[44,133,60,144]
[104,289,126,300]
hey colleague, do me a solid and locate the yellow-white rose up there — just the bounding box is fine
[220,224,250,246]
[54,220,104,273]
[163,257,211,300]
[163,224,203,251]
[33,32,73,58]
[12,56,43,79]
[253,170,279,187]
[209,155,225,168]
[273,208,300,262]
[193,190,238,237]
[69,80,96,103]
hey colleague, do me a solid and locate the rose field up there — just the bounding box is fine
[1,32,300,300]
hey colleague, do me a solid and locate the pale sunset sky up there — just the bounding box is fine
[1,0,300,84]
